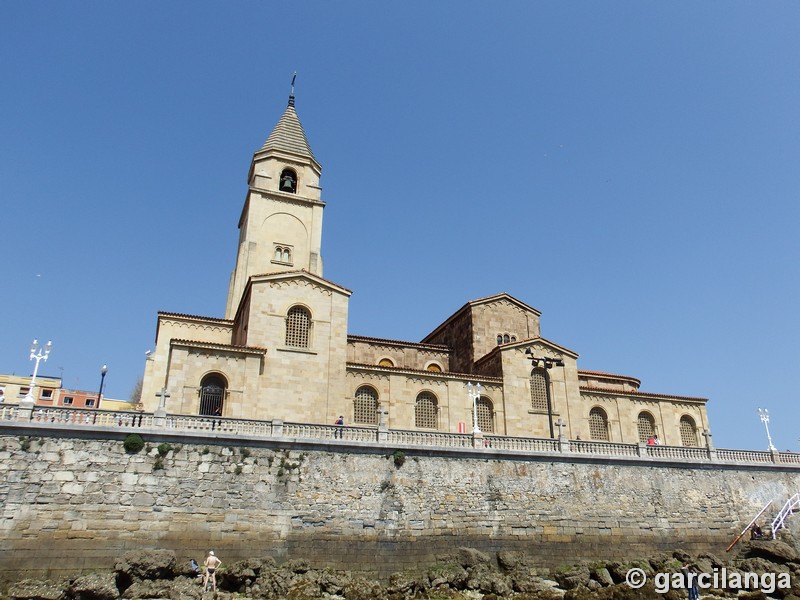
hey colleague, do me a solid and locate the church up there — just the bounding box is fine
[141,91,710,447]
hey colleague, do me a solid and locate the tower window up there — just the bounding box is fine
[496,333,517,345]
[273,245,293,265]
[285,306,311,348]
[279,168,297,193]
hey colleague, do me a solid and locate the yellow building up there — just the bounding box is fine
[142,92,709,447]
[0,374,61,406]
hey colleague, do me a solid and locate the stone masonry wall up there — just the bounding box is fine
[1,430,799,585]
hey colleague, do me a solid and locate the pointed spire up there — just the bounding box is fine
[258,73,316,163]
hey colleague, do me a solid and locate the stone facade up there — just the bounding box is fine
[1,431,799,583]
[140,92,710,447]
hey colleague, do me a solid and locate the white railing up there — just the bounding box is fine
[0,405,18,421]
[386,429,472,448]
[570,440,639,457]
[771,493,800,539]
[2,403,799,468]
[484,435,559,453]
[165,414,271,436]
[646,445,709,461]
[717,449,774,463]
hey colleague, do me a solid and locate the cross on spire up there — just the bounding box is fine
[289,71,297,106]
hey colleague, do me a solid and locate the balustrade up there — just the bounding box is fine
[2,403,797,468]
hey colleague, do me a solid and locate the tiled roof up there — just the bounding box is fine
[171,339,267,354]
[347,334,450,351]
[258,99,316,161]
[579,386,707,402]
[578,369,641,385]
[347,362,502,383]
[249,269,353,294]
[158,312,233,324]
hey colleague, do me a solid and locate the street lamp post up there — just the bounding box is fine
[525,349,564,439]
[97,365,108,408]
[758,408,777,452]
[467,382,482,434]
[22,339,53,407]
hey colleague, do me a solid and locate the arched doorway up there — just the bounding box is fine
[199,374,227,416]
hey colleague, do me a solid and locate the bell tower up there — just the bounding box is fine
[225,92,325,318]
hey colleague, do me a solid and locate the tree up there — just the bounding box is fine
[129,376,143,404]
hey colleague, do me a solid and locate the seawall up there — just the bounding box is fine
[1,427,798,584]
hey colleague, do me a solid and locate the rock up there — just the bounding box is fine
[282,558,310,574]
[426,563,468,589]
[254,568,293,600]
[8,579,68,600]
[497,550,532,572]
[736,557,791,575]
[167,577,203,600]
[465,563,512,596]
[510,571,563,595]
[743,540,800,564]
[387,570,426,595]
[114,549,177,583]
[70,573,119,600]
[451,547,492,569]
[121,579,173,599]
[590,567,614,587]
[555,565,592,590]
[340,575,386,600]
[565,581,681,599]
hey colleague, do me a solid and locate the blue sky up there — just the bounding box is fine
[1,2,798,451]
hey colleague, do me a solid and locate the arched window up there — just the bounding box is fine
[378,358,394,367]
[497,335,503,345]
[199,374,227,416]
[476,397,494,433]
[680,415,698,447]
[588,407,609,441]
[426,363,443,372]
[354,386,378,425]
[503,334,510,344]
[285,306,311,348]
[530,368,548,411]
[637,411,656,443]
[273,245,293,265]
[415,392,438,429]
[510,336,516,342]
[279,168,297,193]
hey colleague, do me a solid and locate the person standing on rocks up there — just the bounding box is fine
[203,550,221,591]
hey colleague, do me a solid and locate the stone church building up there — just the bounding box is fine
[141,93,710,447]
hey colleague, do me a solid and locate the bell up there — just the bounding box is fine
[280,176,294,191]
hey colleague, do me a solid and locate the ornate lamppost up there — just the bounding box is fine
[758,408,777,452]
[467,382,482,434]
[21,339,53,408]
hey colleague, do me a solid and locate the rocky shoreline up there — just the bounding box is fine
[5,537,800,600]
